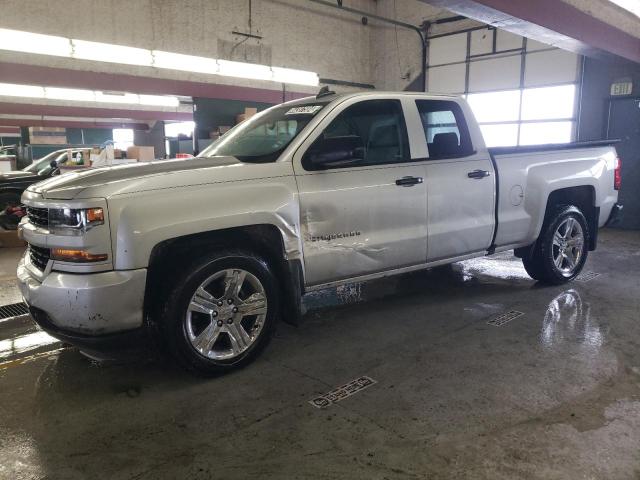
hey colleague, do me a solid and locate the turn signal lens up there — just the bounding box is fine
[51,248,108,263]
[86,208,104,223]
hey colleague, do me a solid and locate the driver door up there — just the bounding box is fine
[293,98,428,287]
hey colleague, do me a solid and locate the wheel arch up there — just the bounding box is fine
[144,224,304,328]
[516,185,597,258]
[543,186,597,250]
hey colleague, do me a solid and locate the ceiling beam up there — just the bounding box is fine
[0,118,150,130]
[0,62,310,103]
[0,126,20,135]
[421,0,640,64]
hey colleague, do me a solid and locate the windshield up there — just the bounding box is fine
[23,151,65,174]
[198,103,326,163]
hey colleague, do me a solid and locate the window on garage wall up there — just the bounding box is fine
[466,84,576,147]
[426,27,580,148]
[113,128,134,150]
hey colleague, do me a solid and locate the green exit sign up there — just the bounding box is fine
[611,81,633,96]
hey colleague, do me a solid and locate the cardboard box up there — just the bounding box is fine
[0,230,26,248]
[235,107,258,124]
[29,127,67,145]
[126,146,155,162]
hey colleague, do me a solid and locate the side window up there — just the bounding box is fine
[416,100,474,159]
[303,99,410,170]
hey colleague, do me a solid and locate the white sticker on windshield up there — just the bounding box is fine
[286,105,323,115]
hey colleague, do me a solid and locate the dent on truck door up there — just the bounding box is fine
[293,99,428,286]
[415,99,495,261]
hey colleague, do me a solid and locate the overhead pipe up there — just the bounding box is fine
[306,0,428,92]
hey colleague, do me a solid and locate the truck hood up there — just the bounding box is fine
[27,157,290,200]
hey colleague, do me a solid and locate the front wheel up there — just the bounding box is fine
[160,250,279,374]
[522,205,589,284]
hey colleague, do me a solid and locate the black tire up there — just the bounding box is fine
[0,192,21,210]
[522,205,589,285]
[159,249,279,375]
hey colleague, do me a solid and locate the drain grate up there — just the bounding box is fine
[576,271,601,282]
[0,302,29,320]
[487,310,524,327]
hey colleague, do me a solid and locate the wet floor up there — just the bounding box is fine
[1,229,640,479]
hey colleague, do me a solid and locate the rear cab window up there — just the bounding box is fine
[416,100,474,159]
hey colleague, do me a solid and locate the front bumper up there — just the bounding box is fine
[17,252,147,337]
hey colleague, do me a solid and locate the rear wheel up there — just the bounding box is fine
[160,249,279,374]
[522,205,589,284]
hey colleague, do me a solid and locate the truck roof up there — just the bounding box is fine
[283,90,462,108]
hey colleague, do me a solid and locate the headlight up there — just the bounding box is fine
[48,207,104,234]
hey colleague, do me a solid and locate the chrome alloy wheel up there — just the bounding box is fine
[552,217,585,277]
[185,268,268,360]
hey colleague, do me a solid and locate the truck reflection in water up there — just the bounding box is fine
[540,289,605,349]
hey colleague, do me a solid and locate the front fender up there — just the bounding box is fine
[107,177,302,270]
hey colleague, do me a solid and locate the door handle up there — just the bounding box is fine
[395,176,424,187]
[467,169,491,179]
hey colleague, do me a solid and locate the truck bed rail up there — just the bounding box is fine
[489,139,620,156]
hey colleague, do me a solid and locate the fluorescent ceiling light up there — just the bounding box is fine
[272,66,319,86]
[0,28,71,57]
[153,50,219,75]
[607,0,640,17]
[217,59,273,81]
[138,94,180,107]
[46,87,96,102]
[95,91,140,104]
[0,83,46,98]
[0,82,179,107]
[0,28,319,87]
[72,39,152,66]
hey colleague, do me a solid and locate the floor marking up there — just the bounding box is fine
[576,271,601,282]
[309,376,377,408]
[487,310,524,327]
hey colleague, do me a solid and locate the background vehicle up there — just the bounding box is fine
[0,149,88,229]
[17,91,621,374]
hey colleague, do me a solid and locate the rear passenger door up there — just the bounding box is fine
[415,100,496,261]
[293,98,428,286]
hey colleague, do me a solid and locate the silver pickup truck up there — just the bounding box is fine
[17,90,622,373]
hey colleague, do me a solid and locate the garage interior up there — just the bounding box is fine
[1,0,639,478]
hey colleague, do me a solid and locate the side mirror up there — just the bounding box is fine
[50,160,58,169]
[304,135,365,170]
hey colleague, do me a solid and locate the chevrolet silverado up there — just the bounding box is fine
[17,90,622,373]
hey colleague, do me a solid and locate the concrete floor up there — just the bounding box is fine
[1,229,640,479]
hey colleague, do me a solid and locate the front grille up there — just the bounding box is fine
[27,207,49,228]
[28,244,50,271]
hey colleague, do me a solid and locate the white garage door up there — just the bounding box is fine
[427,28,580,147]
